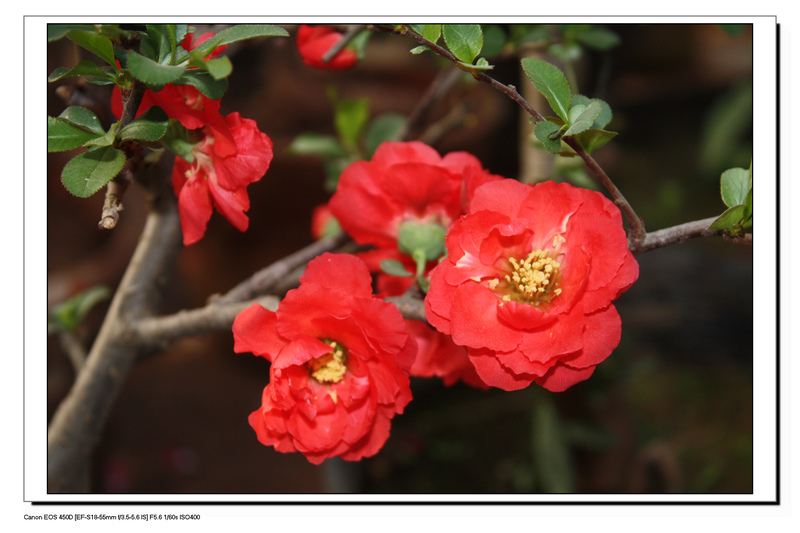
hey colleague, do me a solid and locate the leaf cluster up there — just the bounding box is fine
[47,24,288,198]
[708,164,753,236]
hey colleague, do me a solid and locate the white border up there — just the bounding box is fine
[24,15,777,507]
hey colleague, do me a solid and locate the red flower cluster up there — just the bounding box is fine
[424,179,639,392]
[113,32,273,245]
[296,25,358,70]
[233,253,415,464]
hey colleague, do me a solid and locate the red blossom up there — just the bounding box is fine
[329,140,502,251]
[296,25,358,70]
[405,320,488,389]
[171,112,273,245]
[232,253,415,464]
[424,179,639,392]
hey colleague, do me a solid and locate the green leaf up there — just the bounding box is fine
[48,24,97,42]
[564,100,603,136]
[334,98,370,152]
[708,204,746,233]
[57,106,105,135]
[577,129,618,154]
[48,285,111,334]
[48,117,101,152]
[65,30,118,71]
[720,167,750,208]
[193,24,288,55]
[442,24,484,64]
[174,70,228,100]
[742,188,753,227]
[287,133,346,158]
[574,26,621,51]
[410,45,430,55]
[571,95,612,129]
[531,396,575,493]
[188,52,233,80]
[398,221,446,262]
[521,58,572,123]
[380,260,413,278]
[534,121,563,154]
[48,60,118,85]
[422,24,442,44]
[365,114,407,157]
[61,146,126,198]
[119,106,169,142]
[481,24,507,58]
[127,50,186,85]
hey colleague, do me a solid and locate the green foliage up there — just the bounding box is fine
[173,70,228,100]
[118,106,170,142]
[334,97,370,153]
[521,58,572,123]
[380,260,413,278]
[531,394,575,493]
[564,101,603,136]
[709,164,753,235]
[64,30,119,71]
[48,285,111,335]
[534,121,563,154]
[127,50,187,85]
[698,81,752,174]
[194,24,288,51]
[287,133,347,159]
[442,24,483,64]
[60,146,126,198]
[48,117,100,152]
[48,60,118,85]
[364,113,406,157]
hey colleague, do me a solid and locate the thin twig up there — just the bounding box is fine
[58,331,88,373]
[629,217,751,254]
[398,65,465,142]
[209,234,348,306]
[98,169,131,229]
[322,25,365,64]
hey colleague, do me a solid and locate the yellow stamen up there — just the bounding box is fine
[308,340,347,384]
[499,249,562,305]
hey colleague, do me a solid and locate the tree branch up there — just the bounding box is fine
[47,188,183,493]
[322,25,365,64]
[629,217,751,254]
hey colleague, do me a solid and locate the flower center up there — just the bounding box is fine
[487,249,563,306]
[308,340,348,384]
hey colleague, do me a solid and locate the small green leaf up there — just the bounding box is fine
[577,129,618,153]
[574,26,621,51]
[534,121,563,154]
[422,24,442,44]
[410,45,430,55]
[334,98,370,152]
[48,117,100,152]
[287,133,346,158]
[65,30,118,70]
[571,95,612,129]
[442,24,484,64]
[365,114,407,157]
[193,24,288,55]
[564,100,603,137]
[174,70,228,100]
[61,146,126,198]
[48,24,97,42]
[48,60,118,85]
[190,53,233,80]
[119,106,169,142]
[58,106,105,135]
[720,167,751,208]
[83,122,119,148]
[521,58,572,123]
[127,50,186,85]
[48,285,111,334]
[380,259,413,278]
[708,204,747,232]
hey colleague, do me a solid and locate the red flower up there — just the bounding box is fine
[232,253,415,464]
[171,112,273,245]
[424,179,639,392]
[310,204,342,240]
[405,320,488,389]
[329,140,502,253]
[296,25,358,70]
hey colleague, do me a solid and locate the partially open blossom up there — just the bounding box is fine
[424,179,639,392]
[296,25,358,70]
[233,253,415,464]
[171,112,273,245]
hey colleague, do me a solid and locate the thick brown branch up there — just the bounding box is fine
[98,169,131,229]
[47,191,182,493]
[132,295,280,346]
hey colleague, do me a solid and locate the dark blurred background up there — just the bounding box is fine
[47,23,753,494]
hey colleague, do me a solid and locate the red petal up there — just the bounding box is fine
[232,302,283,359]
[300,253,374,297]
[272,335,332,370]
[467,348,535,391]
[450,282,522,352]
[176,172,213,246]
[534,363,596,392]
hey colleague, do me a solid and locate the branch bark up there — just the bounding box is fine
[47,190,182,493]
